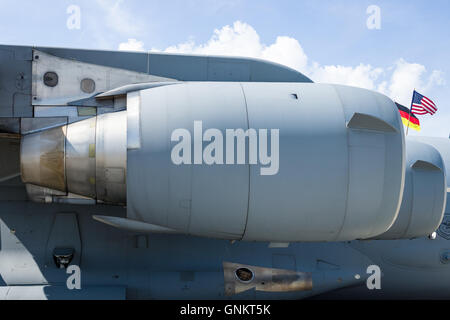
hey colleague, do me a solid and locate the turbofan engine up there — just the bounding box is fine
[21,82,420,242]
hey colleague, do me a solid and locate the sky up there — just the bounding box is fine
[0,0,448,137]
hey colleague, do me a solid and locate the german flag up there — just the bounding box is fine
[396,103,421,132]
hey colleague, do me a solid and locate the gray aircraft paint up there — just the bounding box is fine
[0,44,449,300]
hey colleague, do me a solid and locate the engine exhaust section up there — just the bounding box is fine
[21,111,127,205]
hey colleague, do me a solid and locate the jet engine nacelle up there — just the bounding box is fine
[21,82,406,242]
[377,139,447,240]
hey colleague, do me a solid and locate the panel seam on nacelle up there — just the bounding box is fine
[239,82,251,241]
[331,85,350,242]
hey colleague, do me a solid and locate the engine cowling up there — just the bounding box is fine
[377,139,447,239]
[21,82,406,242]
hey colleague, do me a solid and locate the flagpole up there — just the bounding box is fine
[406,112,411,136]
[406,89,415,136]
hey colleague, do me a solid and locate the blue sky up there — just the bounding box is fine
[0,0,448,136]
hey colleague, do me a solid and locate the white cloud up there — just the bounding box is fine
[96,0,142,36]
[149,21,444,100]
[377,59,445,107]
[163,21,265,57]
[118,38,145,52]
[262,36,308,73]
[158,22,308,73]
[138,21,447,136]
[309,63,384,91]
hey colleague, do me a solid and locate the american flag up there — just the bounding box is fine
[411,90,438,115]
